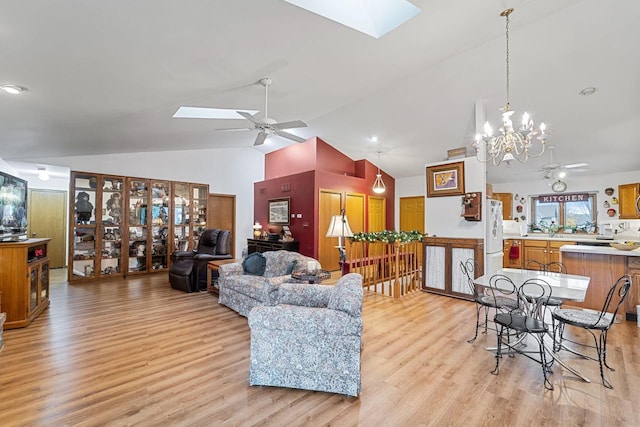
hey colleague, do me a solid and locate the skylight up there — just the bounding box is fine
[283,0,420,39]
[172,107,259,119]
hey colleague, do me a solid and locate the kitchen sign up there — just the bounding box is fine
[538,193,589,203]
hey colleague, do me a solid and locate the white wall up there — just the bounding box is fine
[24,147,265,257]
[423,157,486,238]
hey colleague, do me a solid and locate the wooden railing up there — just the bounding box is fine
[345,240,422,298]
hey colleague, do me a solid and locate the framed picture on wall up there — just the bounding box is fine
[426,161,465,197]
[268,197,290,225]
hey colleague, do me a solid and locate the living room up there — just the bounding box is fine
[1,1,640,425]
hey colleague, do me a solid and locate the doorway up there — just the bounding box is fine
[28,189,67,268]
[367,196,386,232]
[399,196,425,232]
[207,193,236,257]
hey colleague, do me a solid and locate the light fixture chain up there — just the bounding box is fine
[505,10,511,110]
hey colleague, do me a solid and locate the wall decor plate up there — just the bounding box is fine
[604,201,610,208]
[607,208,616,217]
[604,187,614,196]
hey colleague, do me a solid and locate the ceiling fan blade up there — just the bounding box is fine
[273,120,308,130]
[237,110,260,123]
[215,126,253,131]
[173,107,259,119]
[254,132,268,146]
[277,130,306,143]
[564,162,589,169]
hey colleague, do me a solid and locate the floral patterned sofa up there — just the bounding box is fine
[218,250,321,317]
[247,273,364,397]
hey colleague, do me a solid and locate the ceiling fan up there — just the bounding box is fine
[216,77,308,146]
[539,145,589,176]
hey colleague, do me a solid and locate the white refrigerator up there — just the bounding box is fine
[485,199,504,275]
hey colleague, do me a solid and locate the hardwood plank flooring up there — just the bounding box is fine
[0,271,639,426]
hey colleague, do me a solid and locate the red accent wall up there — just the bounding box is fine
[255,137,395,259]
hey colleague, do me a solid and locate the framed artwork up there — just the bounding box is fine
[268,197,290,225]
[426,161,465,197]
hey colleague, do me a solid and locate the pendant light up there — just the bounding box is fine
[372,151,386,194]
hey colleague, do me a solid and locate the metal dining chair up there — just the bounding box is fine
[552,274,632,389]
[490,275,554,390]
[460,259,517,343]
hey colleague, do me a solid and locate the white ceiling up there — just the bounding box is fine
[1,0,639,184]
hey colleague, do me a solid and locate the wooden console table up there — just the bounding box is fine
[247,238,299,254]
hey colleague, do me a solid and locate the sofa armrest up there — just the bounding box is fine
[277,283,332,307]
[218,262,244,277]
[249,304,362,336]
[194,253,233,263]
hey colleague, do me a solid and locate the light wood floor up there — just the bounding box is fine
[1,270,639,426]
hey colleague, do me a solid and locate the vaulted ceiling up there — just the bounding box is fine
[1,0,638,184]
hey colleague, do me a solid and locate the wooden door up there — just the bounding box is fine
[318,190,342,271]
[345,193,365,234]
[399,196,424,233]
[368,196,386,232]
[207,193,236,257]
[28,189,67,268]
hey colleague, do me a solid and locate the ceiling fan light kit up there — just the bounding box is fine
[473,8,547,167]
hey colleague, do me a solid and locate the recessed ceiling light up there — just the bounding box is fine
[0,84,28,95]
[37,167,50,181]
[579,87,597,96]
[370,136,378,142]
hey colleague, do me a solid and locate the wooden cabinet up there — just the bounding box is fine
[421,237,484,301]
[493,193,513,220]
[247,238,299,254]
[618,183,640,219]
[0,239,50,329]
[70,171,208,282]
[503,238,523,269]
[627,257,640,319]
[523,239,576,267]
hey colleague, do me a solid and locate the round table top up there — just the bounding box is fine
[291,269,331,282]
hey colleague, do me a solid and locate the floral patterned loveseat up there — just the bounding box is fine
[247,273,364,397]
[218,250,321,317]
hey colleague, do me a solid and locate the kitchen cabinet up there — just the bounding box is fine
[0,239,50,329]
[493,193,513,220]
[503,239,523,269]
[627,257,640,320]
[523,239,576,266]
[618,183,640,219]
[422,237,484,301]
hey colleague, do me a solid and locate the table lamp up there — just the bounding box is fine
[252,221,262,238]
[325,209,353,275]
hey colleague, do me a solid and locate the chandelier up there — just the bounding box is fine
[473,8,547,166]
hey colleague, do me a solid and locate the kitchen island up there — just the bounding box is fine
[559,245,640,320]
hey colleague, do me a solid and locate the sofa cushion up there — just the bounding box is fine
[243,252,266,276]
[327,273,363,317]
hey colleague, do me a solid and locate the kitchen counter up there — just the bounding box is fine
[560,244,640,257]
[503,233,636,244]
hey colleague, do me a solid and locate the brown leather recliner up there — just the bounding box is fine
[169,228,233,292]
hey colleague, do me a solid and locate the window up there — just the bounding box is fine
[531,193,597,233]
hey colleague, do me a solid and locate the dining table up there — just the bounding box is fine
[473,267,592,383]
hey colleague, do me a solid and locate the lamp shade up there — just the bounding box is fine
[326,214,353,238]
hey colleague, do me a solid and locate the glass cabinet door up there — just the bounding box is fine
[173,183,190,252]
[72,173,98,279]
[191,184,208,248]
[101,176,124,276]
[29,266,38,311]
[127,179,149,273]
[150,181,170,270]
[40,263,49,301]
